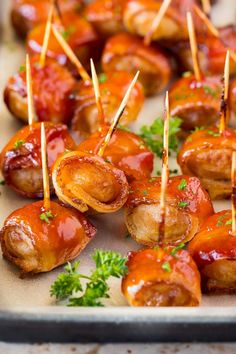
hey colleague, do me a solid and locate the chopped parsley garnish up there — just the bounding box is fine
[182,71,192,78]
[139,116,182,158]
[61,26,76,41]
[226,219,232,225]
[143,190,149,196]
[50,250,128,306]
[40,210,54,224]
[207,130,220,137]
[98,73,108,84]
[162,261,172,272]
[19,65,26,73]
[178,201,189,208]
[171,243,185,257]
[14,140,25,149]
[203,85,220,98]
[178,179,187,190]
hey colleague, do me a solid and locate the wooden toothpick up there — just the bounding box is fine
[158,91,170,246]
[219,50,230,134]
[26,54,35,126]
[52,24,91,82]
[39,3,54,68]
[193,4,219,37]
[90,59,105,128]
[187,11,201,81]
[144,0,172,46]
[41,123,51,210]
[201,0,211,15]
[97,71,139,157]
[231,151,236,236]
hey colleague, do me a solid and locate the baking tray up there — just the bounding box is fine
[1,0,236,343]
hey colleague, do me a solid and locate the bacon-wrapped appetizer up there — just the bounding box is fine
[169,74,221,132]
[52,150,129,213]
[188,210,236,293]
[229,75,236,117]
[27,11,100,70]
[85,0,125,37]
[173,26,236,76]
[78,124,154,182]
[4,56,77,124]
[123,0,188,42]
[101,33,171,96]
[178,127,236,199]
[72,71,144,136]
[0,200,96,274]
[125,175,214,246]
[122,248,201,306]
[11,0,83,38]
[0,122,76,198]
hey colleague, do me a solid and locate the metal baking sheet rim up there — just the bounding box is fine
[1,307,236,342]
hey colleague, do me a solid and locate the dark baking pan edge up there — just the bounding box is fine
[0,307,236,343]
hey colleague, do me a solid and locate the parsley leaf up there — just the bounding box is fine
[19,65,26,73]
[162,261,172,272]
[61,26,76,41]
[178,201,189,208]
[98,73,107,84]
[178,179,187,190]
[14,140,25,149]
[182,71,192,78]
[139,116,182,158]
[225,219,232,225]
[50,250,128,307]
[171,243,185,256]
[40,210,54,224]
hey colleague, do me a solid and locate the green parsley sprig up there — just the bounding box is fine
[40,210,54,224]
[50,250,128,307]
[139,116,182,158]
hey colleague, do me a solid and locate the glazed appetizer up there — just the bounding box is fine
[1,56,76,198]
[189,153,236,293]
[169,12,221,133]
[122,247,201,306]
[85,0,125,37]
[123,94,202,306]
[11,0,83,38]
[178,51,234,199]
[172,6,236,76]
[126,175,214,246]
[27,10,100,71]
[0,123,96,274]
[4,55,77,124]
[101,32,171,96]
[52,73,139,213]
[125,92,213,246]
[72,70,144,136]
[123,0,188,43]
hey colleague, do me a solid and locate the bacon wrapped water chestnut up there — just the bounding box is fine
[188,210,236,293]
[27,11,100,71]
[4,56,77,124]
[11,0,83,38]
[101,32,171,96]
[0,122,76,198]
[0,197,96,274]
[177,127,236,199]
[125,175,214,246]
[52,150,129,213]
[169,74,222,133]
[85,0,125,38]
[78,124,154,182]
[122,247,201,306]
[72,71,144,137]
[173,26,236,76]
